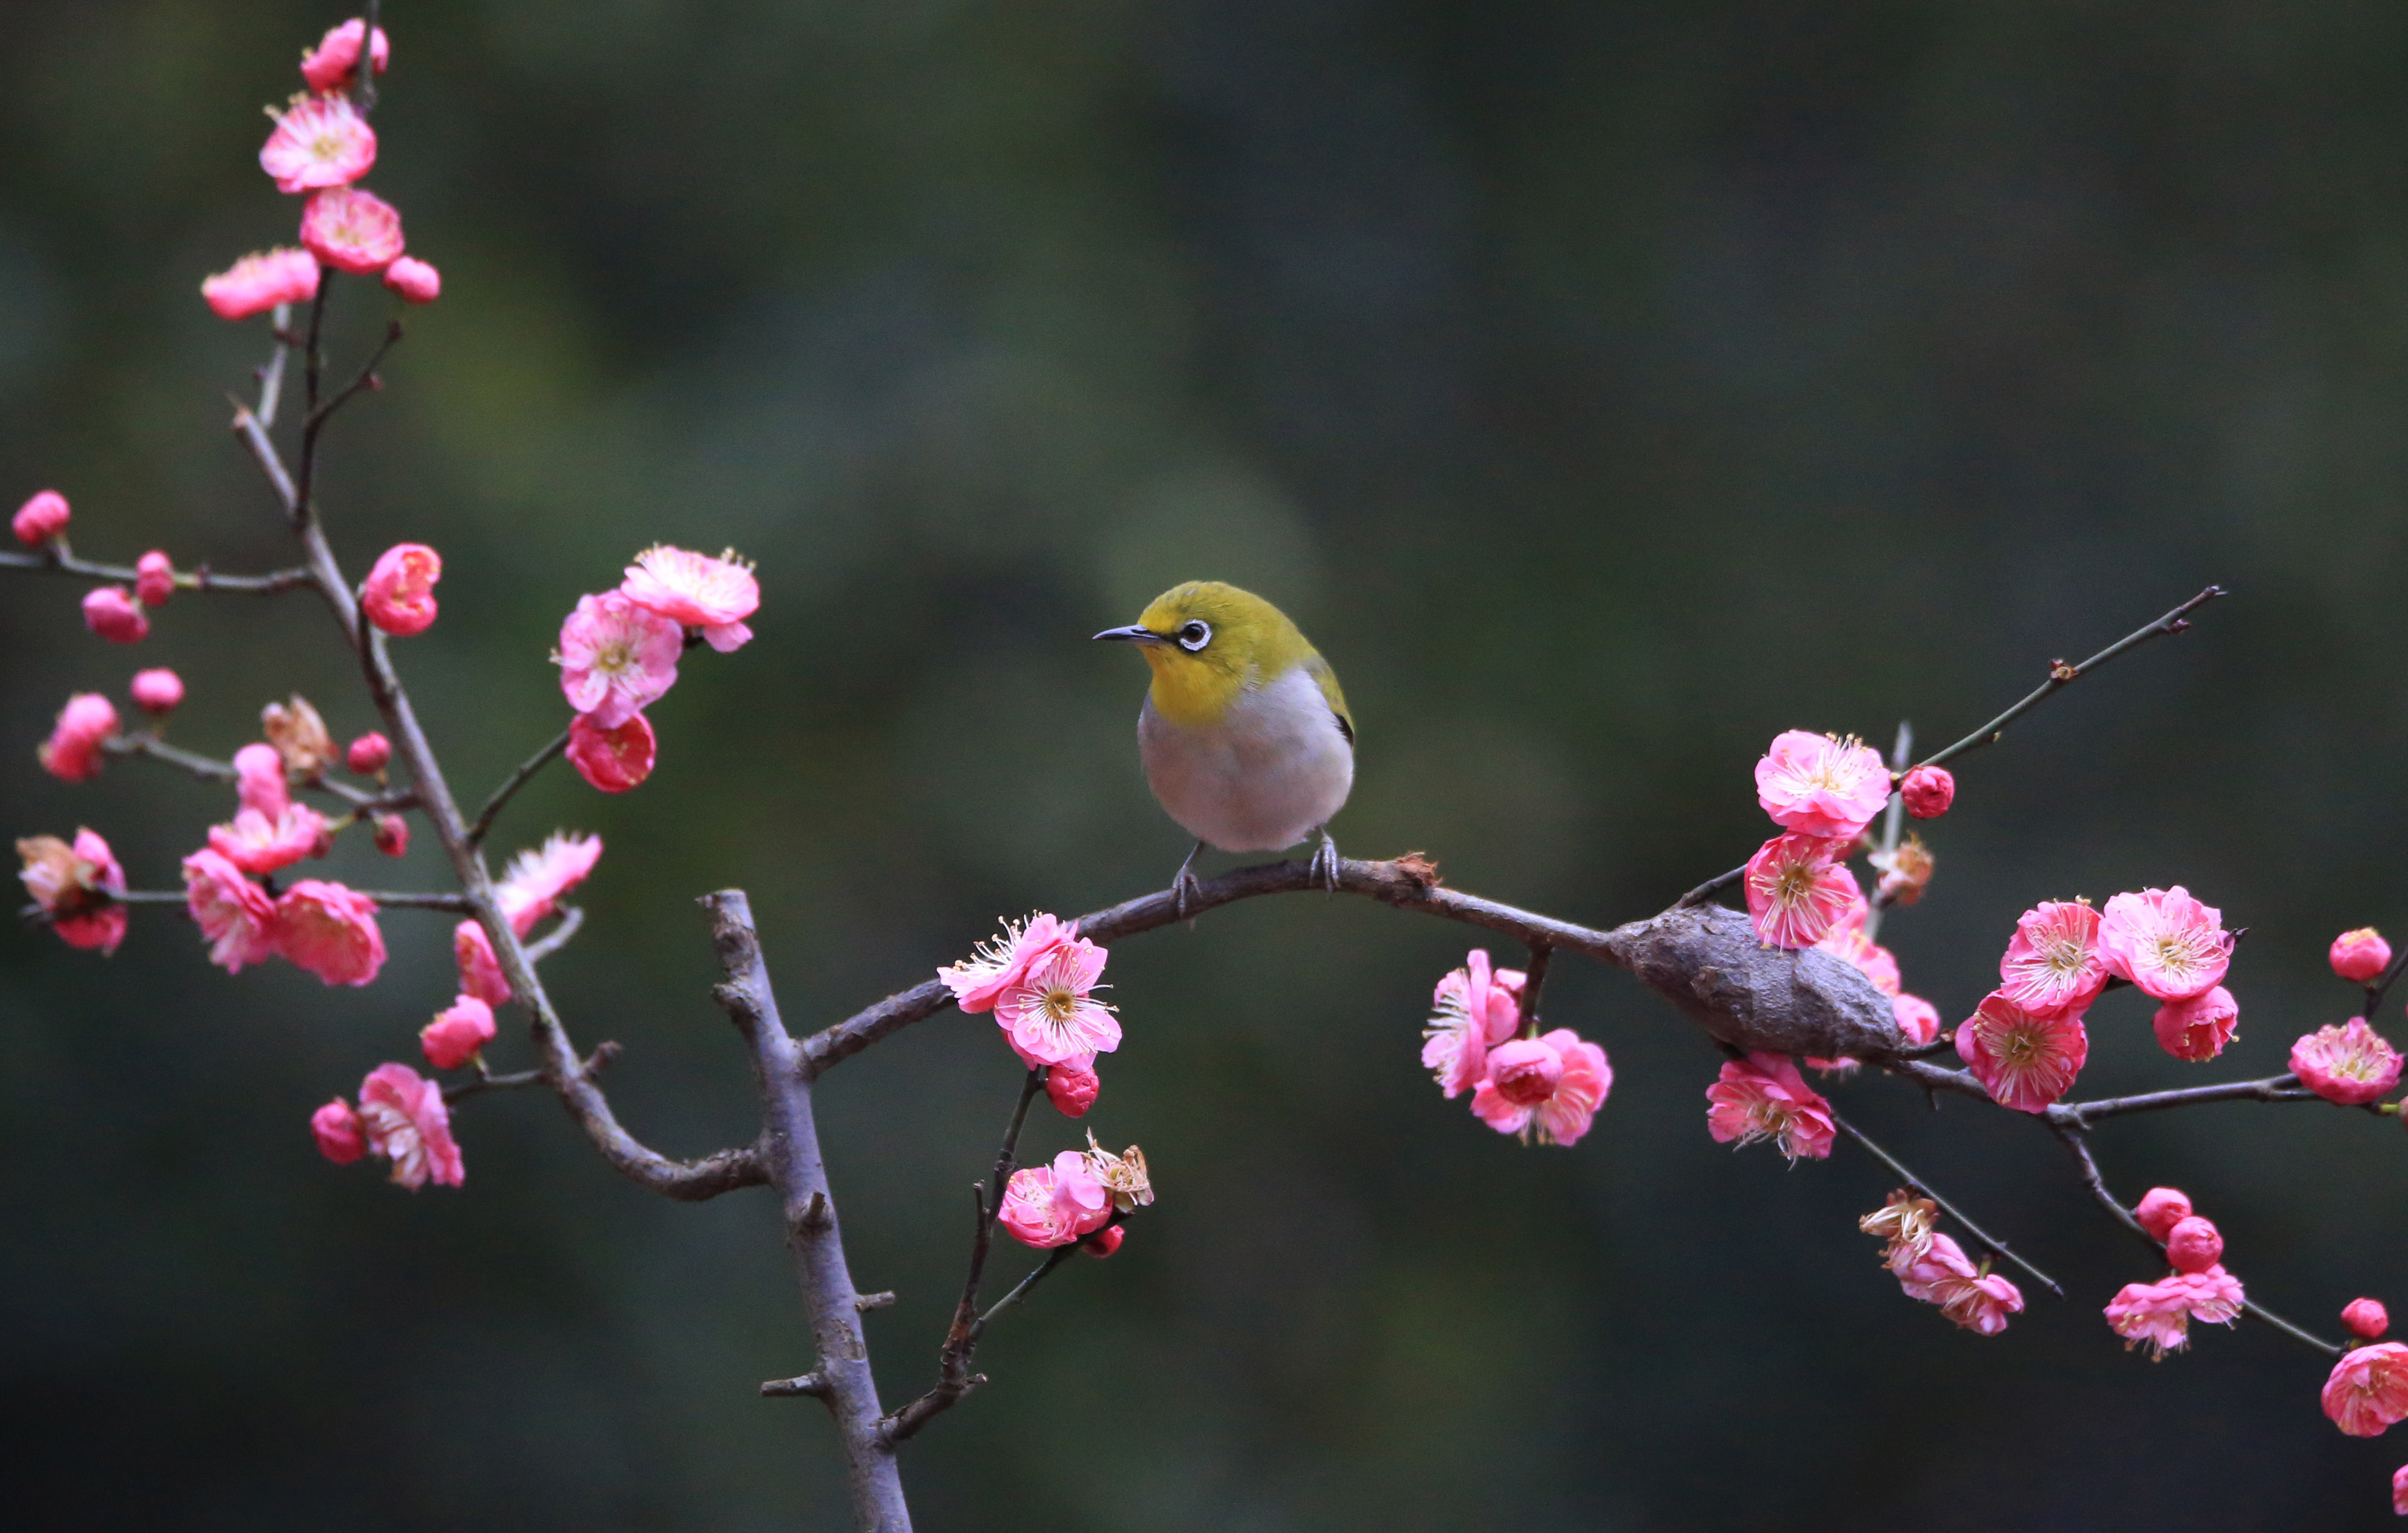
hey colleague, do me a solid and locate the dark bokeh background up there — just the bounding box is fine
[6,1,2408,1527]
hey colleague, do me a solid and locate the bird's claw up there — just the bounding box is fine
[1172,866,1203,922]
[1309,832,1341,893]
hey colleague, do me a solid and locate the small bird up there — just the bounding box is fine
[1094,581,1355,912]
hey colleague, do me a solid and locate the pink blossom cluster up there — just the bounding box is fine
[200,17,437,321]
[940,913,1122,1095]
[2101,1187,2246,1360]
[548,546,760,793]
[19,490,195,649]
[1861,1191,2023,1334]
[312,1063,463,1190]
[1418,949,1610,1145]
[1706,1053,1834,1161]
[997,1135,1152,1252]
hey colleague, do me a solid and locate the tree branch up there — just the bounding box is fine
[103,888,469,911]
[305,319,402,428]
[101,732,397,810]
[468,725,572,848]
[0,548,311,593]
[2047,1074,2325,1127]
[1825,1105,2061,1296]
[1860,720,1912,943]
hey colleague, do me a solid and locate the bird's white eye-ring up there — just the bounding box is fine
[1176,620,1211,652]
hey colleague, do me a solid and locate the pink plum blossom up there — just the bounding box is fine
[2349,1300,2394,1341]
[1085,1135,1153,1212]
[38,693,119,782]
[13,488,69,546]
[940,913,1076,1014]
[2334,929,2394,985]
[299,187,404,275]
[620,545,760,652]
[1705,1052,1834,1161]
[134,550,174,608]
[1869,835,1934,906]
[1861,1191,1938,1266]
[1743,832,1860,949]
[360,543,440,635]
[1955,991,2088,1113]
[382,256,440,303]
[2097,886,2234,1002]
[566,710,656,793]
[130,668,184,715]
[301,19,390,94]
[2136,1187,2194,1241]
[1892,1232,2024,1335]
[2154,985,2239,1063]
[1754,730,1891,840]
[1472,1028,1612,1146]
[2166,1215,2224,1275]
[1892,993,1941,1047]
[200,248,319,320]
[995,938,1121,1066]
[1421,948,1526,1099]
[997,1152,1112,1248]
[311,1098,366,1164]
[356,1063,464,1190]
[207,804,327,875]
[495,832,603,938]
[2105,1268,2246,1359]
[82,586,148,644]
[17,829,127,954]
[1046,1057,1100,1117]
[1900,764,1954,819]
[1998,899,2108,1019]
[346,732,391,774]
[2292,1019,2404,1106]
[372,814,408,857]
[233,742,290,815]
[2325,1343,2408,1437]
[181,848,280,972]
[554,591,682,728]
[454,918,511,1007]
[420,995,498,1071]
[259,93,375,194]
[274,880,386,986]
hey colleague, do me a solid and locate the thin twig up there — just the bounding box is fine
[523,906,585,964]
[291,276,335,524]
[1520,942,1553,1029]
[1675,862,1746,909]
[101,733,384,808]
[971,1244,1080,1338]
[305,320,402,428]
[105,887,470,911]
[1861,720,1912,944]
[1917,587,2227,771]
[0,549,312,593]
[257,301,293,427]
[2365,943,2408,1030]
[1826,1106,2061,1297]
[2047,1074,2324,1127]
[468,725,572,848]
[356,0,381,114]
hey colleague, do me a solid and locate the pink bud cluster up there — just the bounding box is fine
[1417,949,1610,1145]
[1860,1191,2024,1334]
[941,913,1123,1085]
[312,1063,464,1190]
[548,545,760,793]
[998,1135,1152,1252]
[2101,1187,2247,1360]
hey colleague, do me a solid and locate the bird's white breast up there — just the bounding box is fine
[1137,664,1354,853]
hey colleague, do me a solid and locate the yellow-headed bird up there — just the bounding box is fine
[1094,581,1354,911]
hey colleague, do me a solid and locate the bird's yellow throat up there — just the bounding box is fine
[1138,644,1248,729]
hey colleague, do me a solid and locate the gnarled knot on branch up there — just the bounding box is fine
[1605,903,1906,1061]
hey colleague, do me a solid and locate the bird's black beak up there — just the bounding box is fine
[1091,624,1166,645]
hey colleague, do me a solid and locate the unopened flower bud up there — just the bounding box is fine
[1485,1036,1566,1108]
[2394,1464,2408,1517]
[82,585,149,644]
[1900,764,1955,819]
[1081,1225,1125,1258]
[372,814,409,858]
[1045,1059,1099,1117]
[361,542,440,635]
[300,18,390,94]
[2165,1215,2223,1275]
[566,710,656,793]
[2346,1298,2392,1341]
[13,488,69,547]
[383,256,441,303]
[262,695,337,777]
[346,731,391,774]
[311,1098,366,1164]
[134,550,174,608]
[2135,1186,2193,1241]
[420,995,497,1071]
[2333,928,2393,985]
[130,667,183,715]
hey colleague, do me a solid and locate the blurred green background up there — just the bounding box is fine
[7,1,2408,1527]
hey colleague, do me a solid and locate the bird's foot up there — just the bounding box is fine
[1309,831,1341,893]
[1171,840,1207,921]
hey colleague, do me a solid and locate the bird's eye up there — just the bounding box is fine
[1176,620,1211,652]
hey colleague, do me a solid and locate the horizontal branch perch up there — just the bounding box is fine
[0,547,312,593]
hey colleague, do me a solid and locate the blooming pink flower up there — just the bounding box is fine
[259,93,376,194]
[2105,1268,2246,1359]
[940,913,1076,1014]
[372,813,409,857]
[181,848,280,972]
[1743,832,1860,949]
[1998,899,2108,1019]
[2165,1215,2224,1275]
[346,732,391,774]
[997,1151,1112,1248]
[38,693,118,782]
[566,709,657,793]
[1816,921,1901,997]
[995,939,1121,1065]
[1955,991,2088,1113]
[2293,1019,2405,1106]
[274,880,386,986]
[300,18,390,94]
[454,918,512,1007]
[232,742,290,816]
[360,543,440,635]
[554,591,683,728]
[2334,928,2394,985]
[1900,764,1954,819]
[1892,993,1941,1047]
[1754,730,1891,839]
[420,995,498,1070]
[1473,1027,1613,1145]
[2349,1299,2394,1341]
[13,488,69,546]
[2326,1342,2408,1437]
[620,545,760,652]
[128,670,183,719]
[356,1062,465,1191]
[1861,1190,1939,1265]
[133,550,174,608]
[299,187,404,275]
[1046,1057,1100,1117]
[1705,1052,1835,1161]
[1421,948,1527,1098]
[2154,985,2239,1063]
[382,254,440,303]
[1892,1232,2024,1334]
[2097,886,2234,1002]
[311,1098,366,1164]
[2135,1186,2194,1241]
[200,248,320,320]
[207,803,327,875]
[495,832,603,938]
[82,585,149,644]
[17,829,128,954]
